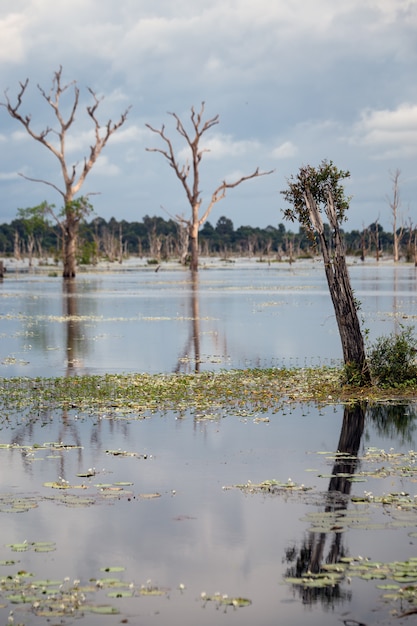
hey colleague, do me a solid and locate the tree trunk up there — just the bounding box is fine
[62,219,77,278]
[305,189,370,384]
[189,207,200,272]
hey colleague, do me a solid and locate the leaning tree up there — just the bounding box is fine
[281,160,371,385]
[146,102,273,272]
[1,66,130,278]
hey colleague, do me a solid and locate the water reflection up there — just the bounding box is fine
[64,279,77,374]
[284,402,417,608]
[176,275,201,373]
[1,263,416,377]
[1,398,417,624]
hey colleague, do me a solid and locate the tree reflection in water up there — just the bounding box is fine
[175,274,201,373]
[63,279,83,375]
[284,402,417,608]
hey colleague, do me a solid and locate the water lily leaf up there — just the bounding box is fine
[100,566,126,573]
[229,597,252,607]
[84,604,119,614]
[139,587,166,596]
[138,493,161,499]
[32,579,62,587]
[105,450,138,457]
[33,542,56,552]
[7,542,29,552]
[107,590,133,598]
[7,594,40,604]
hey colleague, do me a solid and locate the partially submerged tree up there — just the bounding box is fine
[281,160,371,385]
[387,169,404,262]
[146,102,273,272]
[1,66,130,277]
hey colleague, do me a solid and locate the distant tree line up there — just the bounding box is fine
[1,212,416,265]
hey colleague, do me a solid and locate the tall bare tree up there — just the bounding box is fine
[1,66,130,278]
[145,102,273,272]
[387,169,404,262]
[282,160,371,385]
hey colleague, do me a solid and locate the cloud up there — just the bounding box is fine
[174,133,261,163]
[271,141,298,159]
[0,12,28,62]
[0,0,416,230]
[0,171,19,181]
[201,134,261,159]
[90,155,120,177]
[351,103,417,159]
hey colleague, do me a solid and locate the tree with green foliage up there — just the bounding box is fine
[282,160,371,385]
[1,66,130,278]
[17,202,51,266]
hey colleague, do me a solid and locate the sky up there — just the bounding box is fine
[0,0,416,232]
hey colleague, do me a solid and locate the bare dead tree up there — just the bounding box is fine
[1,66,130,278]
[387,169,404,262]
[146,102,273,272]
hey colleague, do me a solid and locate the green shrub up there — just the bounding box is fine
[368,326,417,387]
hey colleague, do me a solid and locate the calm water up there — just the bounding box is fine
[0,401,416,625]
[0,259,416,377]
[0,259,416,625]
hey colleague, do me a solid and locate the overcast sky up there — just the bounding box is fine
[0,0,416,232]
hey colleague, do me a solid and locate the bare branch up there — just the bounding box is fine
[2,67,131,277]
[146,122,194,205]
[18,172,65,200]
[199,167,275,225]
[146,103,273,271]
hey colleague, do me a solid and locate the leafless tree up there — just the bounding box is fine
[1,66,130,278]
[387,169,404,262]
[146,102,273,272]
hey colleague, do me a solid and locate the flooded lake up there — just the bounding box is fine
[0,259,416,625]
[0,258,416,377]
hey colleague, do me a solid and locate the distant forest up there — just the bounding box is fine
[1,213,416,264]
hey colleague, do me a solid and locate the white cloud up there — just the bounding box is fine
[0,12,28,62]
[200,134,261,159]
[175,134,261,163]
[271,141,298,159]
[351,103,417,158]
[90,155,120,177]
[0,0,417,229]
[0,171,19,181]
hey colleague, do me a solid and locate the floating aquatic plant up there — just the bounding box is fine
[200,591,252,610]
[225,478,312,494]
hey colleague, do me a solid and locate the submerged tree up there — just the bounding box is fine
[282,160,371,385]
[387,169,404,263]
[146,102,273,272]
[1,66,130,278]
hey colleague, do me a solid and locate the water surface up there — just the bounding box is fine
[0,259,415,377]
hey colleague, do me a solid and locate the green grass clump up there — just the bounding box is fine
[368,326,417,388]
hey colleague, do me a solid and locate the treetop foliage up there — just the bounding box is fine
[281,160,351,234]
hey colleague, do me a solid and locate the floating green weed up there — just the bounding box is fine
[225,478,312,494]
[0,368,416,424]
[7,541,56,553]
[200,591,252,610]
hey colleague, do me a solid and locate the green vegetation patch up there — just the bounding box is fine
[200,591,252,610]
[0,368,416,424]
[225,478,312,494]
[285,555,417,618]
